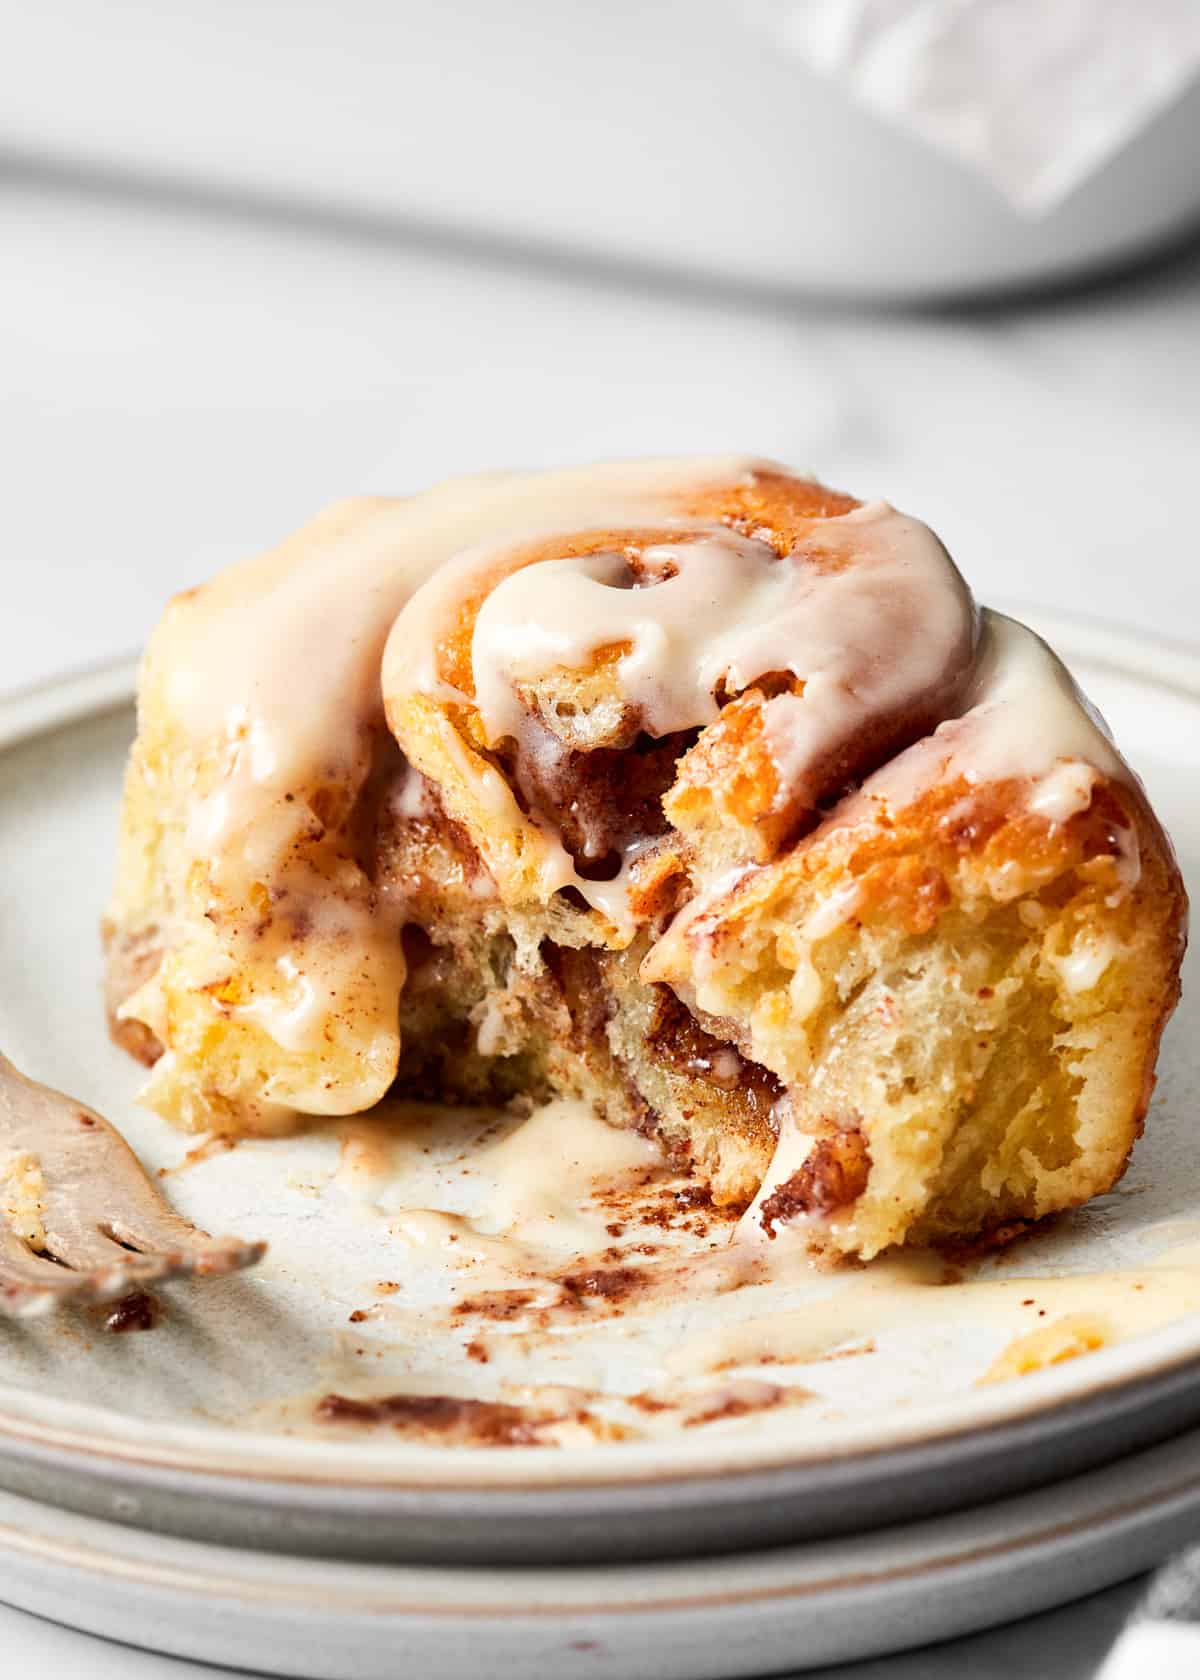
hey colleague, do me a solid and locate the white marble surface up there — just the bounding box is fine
[1,164,1198,1676]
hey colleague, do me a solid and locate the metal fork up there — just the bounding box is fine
[0,1052,265,1319]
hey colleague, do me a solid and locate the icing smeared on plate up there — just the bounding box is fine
[229,1095,1200,1448]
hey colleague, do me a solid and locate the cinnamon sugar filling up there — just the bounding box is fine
[494,723,698,875]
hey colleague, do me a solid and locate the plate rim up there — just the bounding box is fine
[8,1417,1200,1610]
[2,614,1199,1499]
[2,1411,1200,1677]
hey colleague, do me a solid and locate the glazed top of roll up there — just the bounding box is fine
[124,456,1139,1105]
[151,457,1124,889]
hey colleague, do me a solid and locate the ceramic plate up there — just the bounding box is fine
[6,1414,1200,1678]
[1,615,1200,1566]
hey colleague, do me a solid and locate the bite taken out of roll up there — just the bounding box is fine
[105,458,1187,1261]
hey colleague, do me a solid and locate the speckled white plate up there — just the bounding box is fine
[1,614,1200,1575]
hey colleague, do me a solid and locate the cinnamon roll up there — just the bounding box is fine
[105,458,1187,1260]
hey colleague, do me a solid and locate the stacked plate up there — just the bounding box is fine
[2,614,1199,1679]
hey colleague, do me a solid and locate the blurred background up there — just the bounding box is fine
[2,0,1199,693]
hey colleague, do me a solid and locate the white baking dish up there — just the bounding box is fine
[4,1,1199,299]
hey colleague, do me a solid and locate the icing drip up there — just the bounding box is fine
[843,612,1138,884]
[870,611,1125,803]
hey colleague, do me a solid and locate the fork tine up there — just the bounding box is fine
[0,1051,266,1316]
[0,1228,267,1319]
[101,1225,268,1277]
[37,1219,147,1274]
[102,1199,226,1259]
[0,1227,103,1317]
